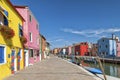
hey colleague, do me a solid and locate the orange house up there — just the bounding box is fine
[75,42,89,56]
[41,35,46,59]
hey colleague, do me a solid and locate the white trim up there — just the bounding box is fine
[20,49,22,61]
[24,49,29,67]
[0,44,6,65]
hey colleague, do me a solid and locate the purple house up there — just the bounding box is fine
[15,6,40,66]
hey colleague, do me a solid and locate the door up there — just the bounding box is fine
[11,50,15,74]
[24,50,29,67]
[17,49,21,70]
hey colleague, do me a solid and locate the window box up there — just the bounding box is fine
[0,26,15,39]
[20,36,27,44]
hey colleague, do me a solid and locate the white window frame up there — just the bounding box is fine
[0,44,6,65]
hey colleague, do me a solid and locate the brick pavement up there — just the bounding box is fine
[4,55,99,80]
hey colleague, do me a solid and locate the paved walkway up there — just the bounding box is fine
[4,55,99,80]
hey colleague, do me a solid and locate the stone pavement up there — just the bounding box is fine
[4,55,99,80]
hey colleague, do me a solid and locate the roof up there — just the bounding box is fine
[41,35,46,40]
[14,5,28,8]
[7,0,25,21]
[98,37,117,41]
[14,5,39,24]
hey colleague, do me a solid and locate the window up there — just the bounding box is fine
[36,50,39,56]
[29,15,32,22]
[29,49,33,57]
[105,45,108,48]
[0,12,8,26]
[4,10,8,17]
[0,12,4,26]
[99,45,101,48]
[0,45,5,64]
[117,45,118,47]
[103,39,104,42]
[29,32,32,42]
[19,24,23,37]
[4,16,8,26]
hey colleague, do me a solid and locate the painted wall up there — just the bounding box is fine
[0,0,24,79]
[91,44,98,56]
[116,42,120,57]
[109,40,116,56]
[98,38,116,57]
[15,6,40,64]
[68,46,72,55]
[41,36,46,59]
[75,42,88,56]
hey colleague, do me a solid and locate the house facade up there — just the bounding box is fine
[98,38,117,57]
[117,42,120,57]
[68,46,72,55]
[15,6,40,65]
[45,42,50,57]
[75,42,88,56]
[0,0,25,79]
[41,35,46,59]
[91,44,98,56]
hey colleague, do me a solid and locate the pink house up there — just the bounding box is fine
[117,42,120,57]
[68,46,72,55]
[15,6,40,66]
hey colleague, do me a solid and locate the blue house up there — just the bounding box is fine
[97,37,116,57]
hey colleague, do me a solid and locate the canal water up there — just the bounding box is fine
[85,62,120,78]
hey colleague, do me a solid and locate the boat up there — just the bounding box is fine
[84,66,102,74]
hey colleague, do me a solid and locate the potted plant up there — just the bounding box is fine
[0,26,15,39]
[20,36,27,44]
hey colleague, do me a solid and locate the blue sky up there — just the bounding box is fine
[11,0,120,49]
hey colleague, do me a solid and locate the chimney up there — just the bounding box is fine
[112,34,115,40]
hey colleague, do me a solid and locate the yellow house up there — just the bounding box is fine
[0,0,25,79]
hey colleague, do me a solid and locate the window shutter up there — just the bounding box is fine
[0,46,4,63]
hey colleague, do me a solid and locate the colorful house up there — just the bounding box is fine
[45,42,50,57]
[39,34,42,61]
[15,6,40,65]
[74,42,89,56]
[91,43,98,56]
[41,35,46,59]
[116,42,120,57]
[68,46,72,55]
[53,48,59,55]
[0,0,25,79]
[98,37,117,57]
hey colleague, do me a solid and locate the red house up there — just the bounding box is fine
[75,42,88,56]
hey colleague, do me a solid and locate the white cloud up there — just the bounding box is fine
[48,38,64,43]
[61,28,120,38]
